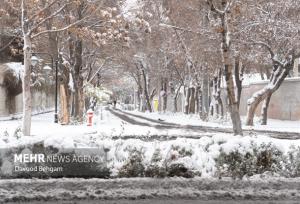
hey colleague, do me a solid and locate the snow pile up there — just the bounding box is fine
[5,62,24,78]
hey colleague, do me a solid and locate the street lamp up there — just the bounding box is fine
[43,65,52,71]
[31,55,39,66]
[31,52,59,123]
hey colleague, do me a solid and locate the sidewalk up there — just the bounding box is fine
[0,112,99,148]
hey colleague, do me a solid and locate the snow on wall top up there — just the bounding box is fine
[242,73,268,86]
[122,0,141,18]
[122,0,138,11]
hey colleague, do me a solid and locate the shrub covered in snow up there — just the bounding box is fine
[216,143,284,179]
[145,149,167,178]
[119,148,145,177]
[84,82,112,104]
[284,146,300,177]
[118,145,196,178]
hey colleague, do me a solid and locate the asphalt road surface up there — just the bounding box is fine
[1,177,300,203]
[6,200,300,204]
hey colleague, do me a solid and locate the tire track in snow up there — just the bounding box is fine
[110,108,300,140]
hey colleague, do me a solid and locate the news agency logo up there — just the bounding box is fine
[14,154,104,163]
[0,150,108,178]
[14,154,45,163]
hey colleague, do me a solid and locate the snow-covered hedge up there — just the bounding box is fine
[1,134,300,179]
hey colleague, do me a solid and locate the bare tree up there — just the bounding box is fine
[205,0,243,135]
[242,0,300,125]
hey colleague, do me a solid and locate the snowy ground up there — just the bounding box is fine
[0,107,219,149]
[0,107,299,146]
[1,107,300,178]
[1,177,300,203]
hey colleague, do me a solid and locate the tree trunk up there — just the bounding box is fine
[209,69,223,118]
[141,68,152,112]
[159,78,167,112]
[21,34,32,136]
[261,92,272,125]
[245,87,272,126]
[209,79,215,116]
[202,74,209,116]
[60,56,71,124]
[184,86,190,114]
[137,87,142,111]
[195,86,201,114]
[188,87,196,114]
[73,80,84,121]
[59,84,69,124]
[67,2,85,122]
[138,73,142,111]
[246,64,291,126]
[207,0,243,134]
[173,96,177,112]
[139,93,145,112]
[224,63,242,135]
[162,80,167,112]
[172,84,182,113]
[220,12,243,135]
[234,57,243,109]
[137,86,142,111]
[72,39,84,122]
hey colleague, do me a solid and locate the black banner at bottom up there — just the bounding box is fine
[0,146,110,178]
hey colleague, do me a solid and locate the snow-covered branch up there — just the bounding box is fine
[250,40,286,66]
[86,58,110,84]
[31,17,87,38]
[224,0,235,13]
[159,23,202,35]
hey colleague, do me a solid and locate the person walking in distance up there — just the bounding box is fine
[113,100,117,109]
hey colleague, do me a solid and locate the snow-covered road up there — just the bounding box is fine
[119,109,300,134]
[1,107,299,142]
[110,108,300,139]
